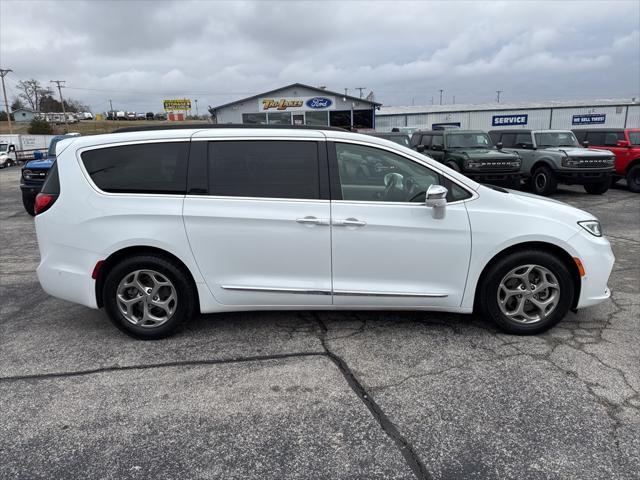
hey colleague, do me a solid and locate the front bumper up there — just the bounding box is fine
[20,182,44,195]
[557,169,613,185]
[569,230,615,309]
[466,172,522,184]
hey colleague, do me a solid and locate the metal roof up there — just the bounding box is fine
[208,83,381,113]
[377,98,640,116]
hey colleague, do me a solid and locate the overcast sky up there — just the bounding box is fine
[1,0,639,113]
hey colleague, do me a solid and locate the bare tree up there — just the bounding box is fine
[16,79,53,111]
[11,97,25,111]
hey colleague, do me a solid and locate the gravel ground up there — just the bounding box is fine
[1,166,638,479]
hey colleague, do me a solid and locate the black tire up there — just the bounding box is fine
[531,166,558,196]
[626,165,640,193]
[102,254,196,339]
[583,179,610,195]
[478,249,574,335]
[22,193,36,216]
[446,161,461,172]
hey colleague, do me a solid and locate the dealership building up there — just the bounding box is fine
[208,83,381,129]
[374,98,640,132]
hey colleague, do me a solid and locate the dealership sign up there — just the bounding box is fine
[163,99,191,111]
[572,113,606,125]
[306,97,333,109]
[492,114,528,126]
[259,96,336,111]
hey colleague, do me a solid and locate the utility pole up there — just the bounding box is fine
[51,80,69,131]
[438,89,444,105]
[355,87,366,99]
[0,68,13,135]
[195,99,199,118]
[496,90,503,103]
[344,88,349,96]
[453,95,456,105]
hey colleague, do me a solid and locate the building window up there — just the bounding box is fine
[353,109,373,129]
[242,113,267,124]
[305,111,328,126]
[267,112,291,125]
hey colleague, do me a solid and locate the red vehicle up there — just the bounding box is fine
[573,128,640,192]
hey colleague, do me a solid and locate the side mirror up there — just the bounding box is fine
[617,140,630,148]
[416,145,426,153]
[8,144,16,152]
[582,140,590,148]
[425,184,448,208]
[496,142,503,150]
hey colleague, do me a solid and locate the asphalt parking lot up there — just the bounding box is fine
[1,166,638,480]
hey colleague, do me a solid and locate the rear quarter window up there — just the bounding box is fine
[81,142,189,194]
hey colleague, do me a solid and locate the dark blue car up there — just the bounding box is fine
[20,135,76,215]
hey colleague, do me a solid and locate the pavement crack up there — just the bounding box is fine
[313,314,432,480]
[0,351,325,383]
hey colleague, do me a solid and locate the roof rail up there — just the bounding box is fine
[113,123,348,133]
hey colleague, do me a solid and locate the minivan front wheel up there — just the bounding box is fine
[103,255,196,339]
[479,250,574,334]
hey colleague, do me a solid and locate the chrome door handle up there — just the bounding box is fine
[334,218,367,227]
[296,216,329,226]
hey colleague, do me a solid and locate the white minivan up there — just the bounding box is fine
[34,126,614,339]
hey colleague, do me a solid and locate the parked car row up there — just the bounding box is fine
[37,112,93,124]
[373,127,639,195]
[105,111,167,121]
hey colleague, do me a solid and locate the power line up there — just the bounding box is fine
[0,68,13,135]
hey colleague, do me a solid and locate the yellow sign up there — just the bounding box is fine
[261,98,304,110]
[163,99,191,111]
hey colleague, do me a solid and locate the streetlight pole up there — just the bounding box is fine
[0,68,13,135]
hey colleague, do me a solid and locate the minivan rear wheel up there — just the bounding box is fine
[103,255,196,339]
[479,250,574,334]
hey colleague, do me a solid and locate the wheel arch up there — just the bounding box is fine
[530,159,556,174]
[95,245,200,312]
[472,241,581,312]
[624,157,640,174]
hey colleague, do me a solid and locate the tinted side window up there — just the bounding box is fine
[573,130,587,143]
[81,142,189,194]
[208,141,320,199]
[586,132,606,145]
[500,133,517,148]
[431,135,444,148]
[420,134,432,147]
[515,133,532,147]
[604,132,623,146]
[335,143,470,203]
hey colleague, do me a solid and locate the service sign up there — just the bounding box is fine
[163,99,191,111]
[572,114,606,125]
[259,96,335,111]
[492,114,528,126]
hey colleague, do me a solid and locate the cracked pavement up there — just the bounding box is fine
[1,167,638,479]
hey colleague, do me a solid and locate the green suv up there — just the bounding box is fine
[410,129,522,188]
[489,129,615,196]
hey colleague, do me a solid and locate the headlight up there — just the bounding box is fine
[578,220,602,237]
[464,160,482,169]
[562,157,581,167]
[22,169,33,179]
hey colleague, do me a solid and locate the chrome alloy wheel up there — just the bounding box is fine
[497,264,560,324]
[116,269,177,327]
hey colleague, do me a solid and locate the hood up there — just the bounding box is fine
[458,148,518,160]
[543,147,614,158]
[478,184,598,223]
[24,156,55,169]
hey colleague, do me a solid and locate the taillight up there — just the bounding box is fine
[34,193,57,215]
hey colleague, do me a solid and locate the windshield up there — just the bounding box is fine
[446,133,492,148]
[629,132,640,146]
[381,135,410,147]
[534,132,579,148]
[48,138,64,157]
[0,144,7,153]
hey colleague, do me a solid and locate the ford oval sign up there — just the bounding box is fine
[306,97,333,109]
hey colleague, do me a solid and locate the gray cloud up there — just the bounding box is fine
[1,0,638,113]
